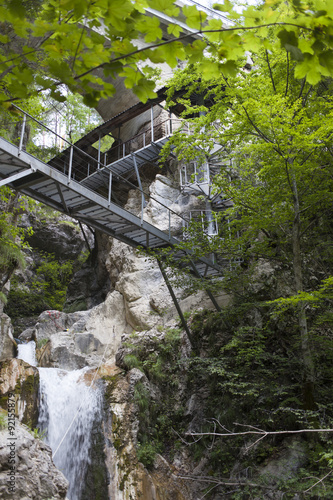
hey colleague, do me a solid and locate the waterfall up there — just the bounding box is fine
[38,367,102,500]
[17,340,37,366]
[16,341,103,500]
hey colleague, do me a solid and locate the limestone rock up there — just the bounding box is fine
[0,315,16,362]
[0,418,68,499]
[21,309,89,343]
[0,359,39,427]
[102,365,192,500]
[106,240,175,330]
[145,174,202,234]
[65,231,111,312]
[29,292,130,369]
[258,437,308,484]
[20,213,91,261]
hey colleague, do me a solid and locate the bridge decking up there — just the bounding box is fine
[0,108,221,278]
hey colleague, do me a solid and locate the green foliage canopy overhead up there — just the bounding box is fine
[1,0,333,106]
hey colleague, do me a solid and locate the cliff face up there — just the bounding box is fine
[1,154,331,499]
[0,159,223,499]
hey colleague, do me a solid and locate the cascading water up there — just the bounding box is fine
[38,367,102,500]
[17,341,103,500]
[17,340,37,367]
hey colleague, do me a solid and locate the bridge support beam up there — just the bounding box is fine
[156,258,193,344]
[189,259,221,312]
[0,168,35,187]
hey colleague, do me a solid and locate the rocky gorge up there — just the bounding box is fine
[0,164,332,500]
[0,170,227,499]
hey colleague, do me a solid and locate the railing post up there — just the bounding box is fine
[18,114,27,155]
[97,133,101,169]
[108,171,112,205]
[151,105,154,143]
[132,154,145,226]
[168,210,171,241]
[68,146,73,183]
[169,109,172,135]
[143,132,146,148]
[123,143,125,157]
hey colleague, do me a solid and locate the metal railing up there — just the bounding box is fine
[104,117,184,164]
[3,104,195,243]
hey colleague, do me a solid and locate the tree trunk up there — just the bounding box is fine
[291,175,315,409]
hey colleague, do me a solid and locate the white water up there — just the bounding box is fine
[17,340,37,366]
[16,341,102,500]
[38,367,102,500]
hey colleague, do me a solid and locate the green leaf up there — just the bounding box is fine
[149,0,179,17]
[205,18,223,43]
[298,37,315,55]
[319,51,333,75]
[212,1,233,13]
[103,61,123,78]
[119,66,141,88]
[199,61,222,80]
[185,40,207,64]
[7,0,26,19]
[136,16,162,43]
[50,89,67,102]
[105,0,134,30]
[167,23,182,37]
[242,32,261,52]
[183,5,207,30]
[153,41,185,67]
[132,77,156,102]
[294,54,326,84]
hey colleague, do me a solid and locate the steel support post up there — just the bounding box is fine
[97,134,101,168]
[132,154,145,225]
[157,259,193,342]
[151,105,154,143]
[189,259,221,312]
[18,114,27,155]
[68,146,73,184]
[108,171,112,206]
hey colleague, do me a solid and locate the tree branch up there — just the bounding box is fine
[73,21,315,81]
[265,50,276,93]
[285,51,289,97]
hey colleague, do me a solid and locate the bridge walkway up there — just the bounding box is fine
[0,105,222,280]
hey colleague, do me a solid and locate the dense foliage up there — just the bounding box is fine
[1,0,333,108]
[162,34,333,409]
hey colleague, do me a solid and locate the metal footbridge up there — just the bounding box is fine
[0,103,222,286]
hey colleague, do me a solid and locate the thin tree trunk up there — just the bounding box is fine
[291,174,315,409]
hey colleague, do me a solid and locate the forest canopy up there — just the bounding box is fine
[0,0,333,106]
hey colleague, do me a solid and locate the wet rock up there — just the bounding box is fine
[102,364,192,499]
[65,231,111,312]
[0,417,68,499]
[0,359,39,427]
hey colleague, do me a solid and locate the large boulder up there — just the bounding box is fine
[19,291,131,370]
[0,315,16,362]
[0,358,39,427]
[20,213,91,261]
[0,416,68,499]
